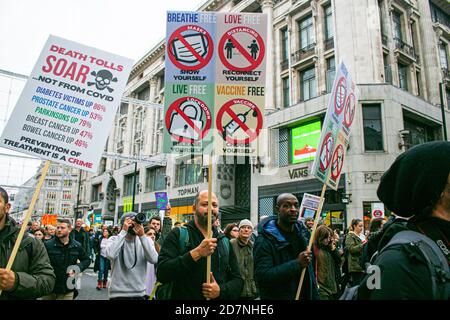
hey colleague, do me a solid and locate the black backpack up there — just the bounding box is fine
[340,230,450,300]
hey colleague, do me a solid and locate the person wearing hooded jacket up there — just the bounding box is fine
[254,193,319,300]
[362,141,450,300]
[0,187,55,300]
[157,190,243,300]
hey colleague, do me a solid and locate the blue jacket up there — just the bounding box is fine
[254,217,319,300]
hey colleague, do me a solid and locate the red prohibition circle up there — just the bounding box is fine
[334,77,347,115]
[343,93,356,128]
[216,98,263,145]
[165,96,211,144]
[319,132,334,171]
[167,25,214,71]
[331,144,345,180]
[218,26,265,72]
[373,210,383,218]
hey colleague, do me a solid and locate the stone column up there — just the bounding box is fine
[416,0,441,104]
[260,0,275,111]
[313,0,326,94]
[387,2,400,86]
[145,77,158,156]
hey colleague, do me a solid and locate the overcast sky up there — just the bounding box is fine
[0,0,203,193]
[0,0,204,76]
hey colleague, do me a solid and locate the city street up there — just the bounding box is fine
[77,266,108,300]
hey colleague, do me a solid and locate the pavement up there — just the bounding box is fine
[76,264,109,300]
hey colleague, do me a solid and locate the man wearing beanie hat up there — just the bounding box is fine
[230,219,258,299]
[361,141,450,300]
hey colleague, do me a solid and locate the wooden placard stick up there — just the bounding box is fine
[0,160,51,296]
[206,154,213,287]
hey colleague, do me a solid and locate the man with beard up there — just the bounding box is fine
[105,212,158,300]
[43,219,90,300]
[157,190,243,299]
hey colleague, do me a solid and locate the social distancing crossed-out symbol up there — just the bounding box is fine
[218,27,265,72]
[319,132,334,172]
[331,144,344,180]
[334,77,347,115]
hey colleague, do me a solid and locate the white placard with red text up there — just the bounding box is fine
[0,35,133,172]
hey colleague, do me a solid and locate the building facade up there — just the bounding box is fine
[79,0,450,231]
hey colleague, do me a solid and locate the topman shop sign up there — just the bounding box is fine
[177,186,199,196]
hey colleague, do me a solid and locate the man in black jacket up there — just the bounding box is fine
[366,141,450,299]
[157,190,243,299]
[43,218,91,300]
[0,187,55,300]
[70,218,90,254]
[254,193,319,300]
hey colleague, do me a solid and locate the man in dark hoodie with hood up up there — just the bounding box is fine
[254,193,319,300]
[362,141,450,300]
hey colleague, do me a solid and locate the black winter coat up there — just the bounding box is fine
[363,216,450,300]
[0,217,55,300]
[254,217,319,300]
[157,220,243,300]
[44,237,91,294]
[70,228,90,254]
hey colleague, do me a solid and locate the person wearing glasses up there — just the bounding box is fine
[254,193,319,300]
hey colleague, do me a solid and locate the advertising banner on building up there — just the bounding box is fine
[311,61,358,190]
[0,35,133,172]
[291,121,321,164]
[163,12,267,156]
